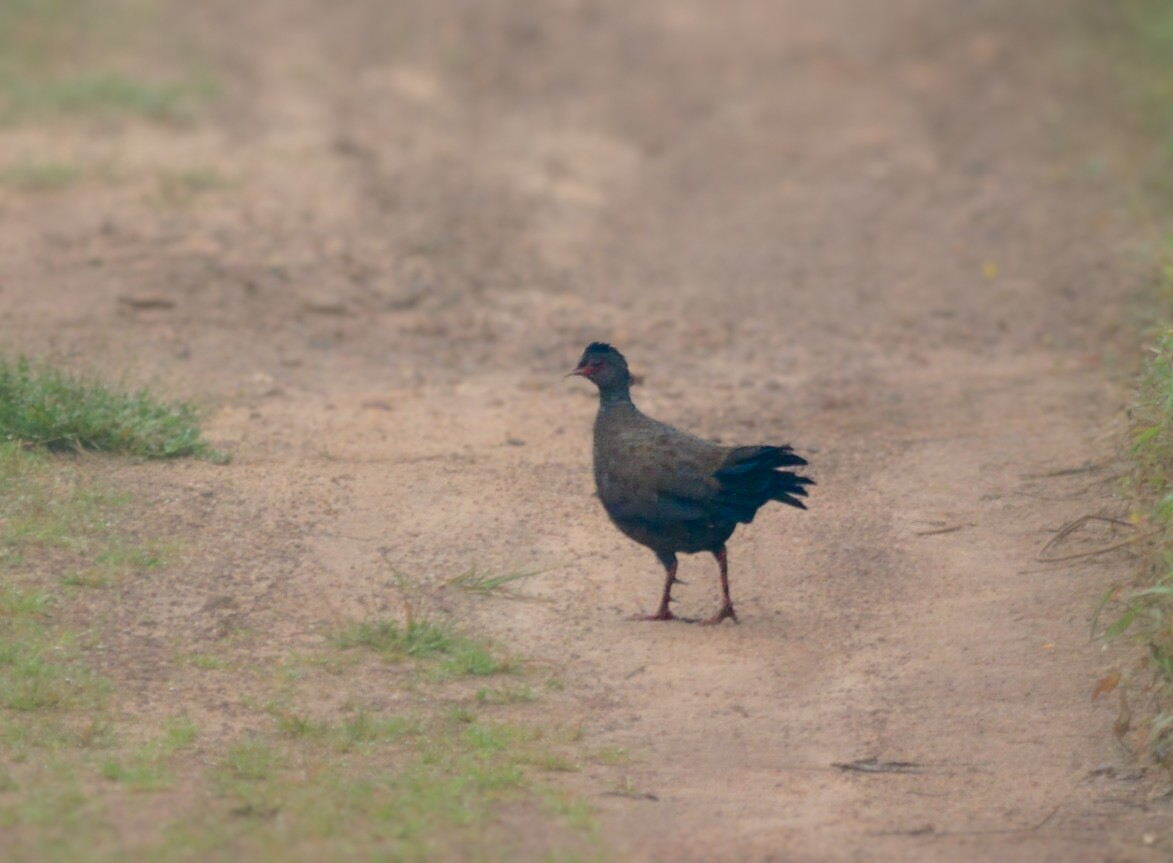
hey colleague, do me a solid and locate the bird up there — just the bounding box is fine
[569,342,813,625]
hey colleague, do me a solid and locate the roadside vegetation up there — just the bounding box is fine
[1083,0,1173,762]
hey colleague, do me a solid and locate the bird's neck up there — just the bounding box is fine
[597,383,633,410]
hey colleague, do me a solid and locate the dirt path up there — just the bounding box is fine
[3,0,1170,859]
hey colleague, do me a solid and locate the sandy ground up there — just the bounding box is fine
[2,0,1171,859]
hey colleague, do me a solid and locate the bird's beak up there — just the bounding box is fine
[565,365,587,379]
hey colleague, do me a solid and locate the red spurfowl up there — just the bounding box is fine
[570,342,812,625]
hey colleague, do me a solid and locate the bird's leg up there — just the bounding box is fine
[701,546,738,625]
[631,555,680,621]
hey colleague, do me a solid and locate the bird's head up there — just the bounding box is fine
[568,342,632,391]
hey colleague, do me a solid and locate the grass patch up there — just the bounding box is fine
[521,750,581,773]
[1084,1,1173,761]
[1,73,216,124]
[0,442,175,754]
[1131,307,1173,499]
[0,446,121,716]
[335,616,516,678]
[0,442,210,856]
[162,714,198,750]
[0,355,223,459]
[5,622,603,861]
[182,652,226,670]
[334,711,417,752]
[588,746,631,766]
[0,159,80,191]
[0,441,177,585]
[271,709,328,740]
[161,615,603,859]
[192,728,579,859]
[183,704,598,860]
[447,564,543,599]
[0,635,109,714]
[0,442,176,747]
[99,718,198,791]
[221,738,283,782]
[477,684,539,705]
[154,166,232,206]
[335,618,456,659]
[0,0,218,125]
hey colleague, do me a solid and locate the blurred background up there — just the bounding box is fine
[1,0,1156,392]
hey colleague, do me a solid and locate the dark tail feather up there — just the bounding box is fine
[715,445,808,479]
[712,446,814,523]
[770,470,814,510]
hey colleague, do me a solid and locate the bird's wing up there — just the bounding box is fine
[600,426,725,525]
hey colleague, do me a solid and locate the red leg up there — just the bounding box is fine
[631,557,680,621]
[700,546,738,625]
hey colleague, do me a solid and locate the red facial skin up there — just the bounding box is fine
[569,359,603,380]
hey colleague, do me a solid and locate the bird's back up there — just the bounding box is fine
[592,401,737,552]
[591,398,811,556]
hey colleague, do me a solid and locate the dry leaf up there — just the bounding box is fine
[1092,671,1120,700]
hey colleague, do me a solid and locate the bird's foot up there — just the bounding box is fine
[629,608,679,622]
[699,603,738,626]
